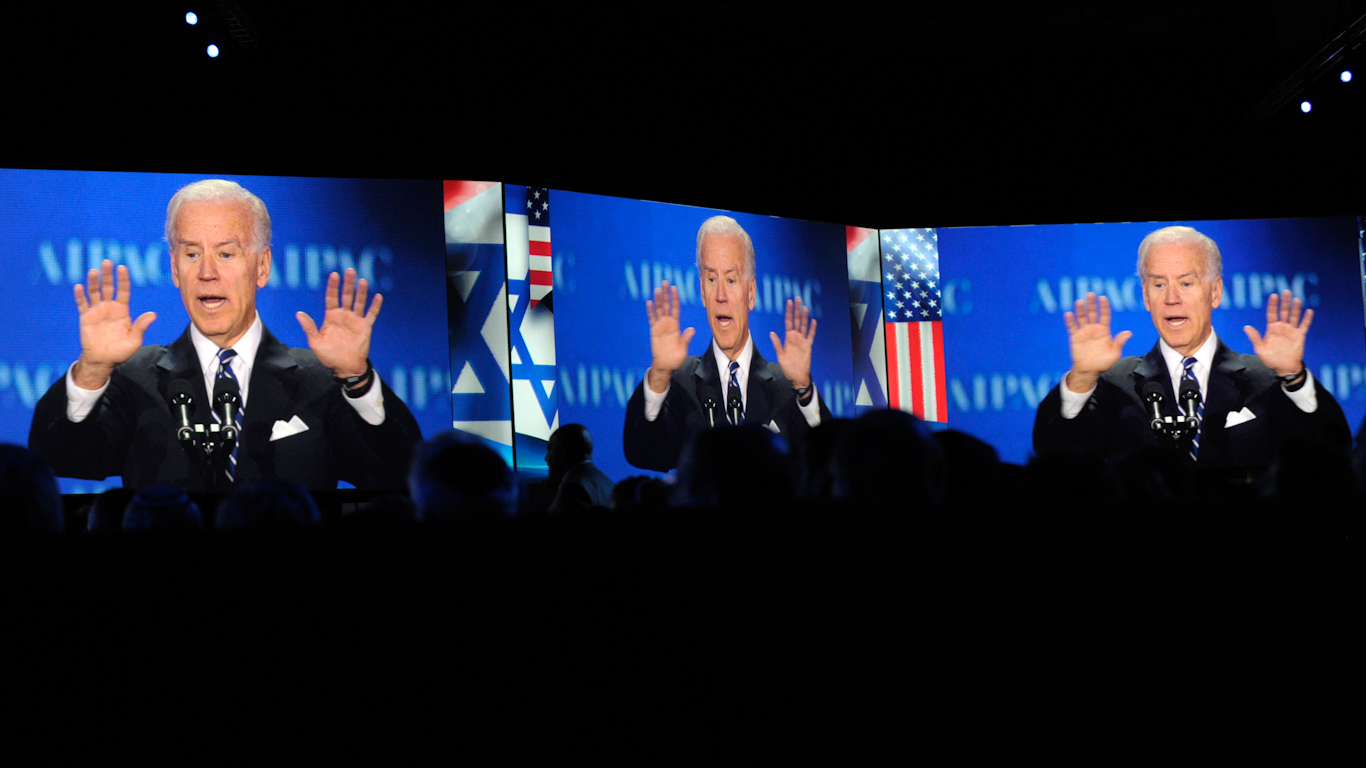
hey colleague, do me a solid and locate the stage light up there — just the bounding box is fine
[185,11,198,25]
[1300,100,1312,113]
[207,44,219,58]
[1342,70,1353,83]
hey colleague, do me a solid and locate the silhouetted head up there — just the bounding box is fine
[1259,438,1354,499]
[0,444,63,536]
[831,409,945,507]
[794,418,852,499]
[409,431,517,522]
[216,477,321,530]
[87,487,135,533]
[933,429,1001,506]
[546,423,593,483]
[1024,446,1123,507]
[675,423,793,507]
[123,485,203,532]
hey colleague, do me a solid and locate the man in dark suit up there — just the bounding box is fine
[623,216,831,472]
[29,179,421,491]
[540,424,615,516]
[1033,226,1350,469]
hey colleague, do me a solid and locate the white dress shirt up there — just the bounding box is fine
[63,313,386,425]
[1058,331,1317,419]
[642,332,821,427]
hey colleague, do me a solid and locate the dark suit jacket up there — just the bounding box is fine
[549,460,616,516]
[622,341,833,472]
[29,325,422,491]
[1033,341,1351,468]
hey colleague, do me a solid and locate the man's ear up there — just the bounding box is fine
[1210,276,1223,309]
[256,246,272,288]
[746,275,756,311]
[170,250,180,289]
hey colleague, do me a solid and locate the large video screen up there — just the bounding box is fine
[936,216,1366,465]
[1,169,451,493]
[482,185,861,483]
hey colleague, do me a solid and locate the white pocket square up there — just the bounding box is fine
[766,420,781,434]
[1224,408,1256,428]
[270,415,309,441]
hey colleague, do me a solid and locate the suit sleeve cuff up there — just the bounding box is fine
[642,379,668,422]
[65,361,108,422]
[1282,371,1318,413]
[1058,373,1094,420]
[344,371,387,425]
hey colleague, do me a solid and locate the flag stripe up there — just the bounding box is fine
[931,321,947,420]
[529,241,552,257]
[886,321,902,411]
[908,323,926,420]
[529,271,553,286]
[528,225,551,241]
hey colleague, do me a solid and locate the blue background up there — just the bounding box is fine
[938,217,1366,465]
[546,191,857,484]
[0,169,451,493]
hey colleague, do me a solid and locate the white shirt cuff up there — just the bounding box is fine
[65,362,109,422]
[344,371,387,426]
[1282,371,1318,413]
[1058,373,1094,420]
[642,378,668,422]
[797,384,822,427]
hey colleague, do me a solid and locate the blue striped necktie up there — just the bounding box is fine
[1181,357,1203,461]
[216,348,243,482]
[728,360,743,425]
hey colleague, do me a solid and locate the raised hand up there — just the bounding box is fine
[296,269,380,379]
[1064,292,1131,392]
[769,296,816,390]
[73,260,157,389]
[1244,290,1311,377]
[645,280,695,393]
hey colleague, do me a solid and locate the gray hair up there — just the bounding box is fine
[165,179,272,255]
[1136,226,1222,282]
[695,216,756,280]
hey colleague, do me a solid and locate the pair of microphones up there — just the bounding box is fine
[1141,379,1200,446]
[699,382,743,428]
[167,377,241,466]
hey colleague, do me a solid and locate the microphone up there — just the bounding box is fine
[699,385,719,429]
[1141,380,1165,432]
[213,376,242,443]
[167,379,196,444]
[727,379,743,426]
[1179,378,1200,418]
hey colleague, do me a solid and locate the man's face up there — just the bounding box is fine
[698,233,756,361]
[1141,241,1223,357]
[170,201,271,349]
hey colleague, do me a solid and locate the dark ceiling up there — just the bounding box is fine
[6,2,1364,226]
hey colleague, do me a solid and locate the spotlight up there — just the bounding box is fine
[185,11,198,25]
[1341,70,1353,83]
[1300,100,1312,113]
[207,44,220,58]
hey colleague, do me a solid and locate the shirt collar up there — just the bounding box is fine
[189,312,263,376]
[711,331,753,380]
[1158,330,1217,374]
[1158,330,1217,396]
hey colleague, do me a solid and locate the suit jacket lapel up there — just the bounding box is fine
[1205,341,1247,422]
[156,327,211,424]
[746,345,776,425]
[693,341,722,404]
[1130,343,1175,416]
[237,325,299,481]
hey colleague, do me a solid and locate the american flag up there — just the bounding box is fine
[526,187,552,308]
[881,228,947,422]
